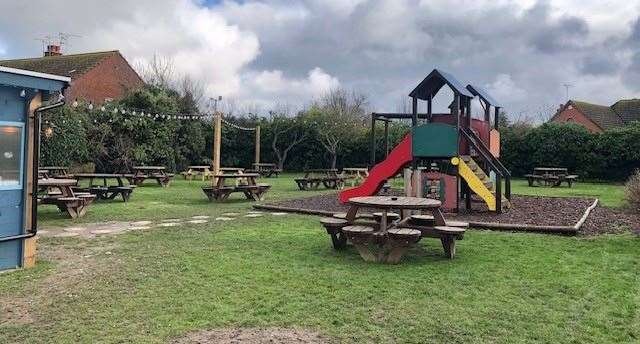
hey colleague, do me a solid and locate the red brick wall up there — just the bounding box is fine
[66,53,143,104]
[551,107,603,133]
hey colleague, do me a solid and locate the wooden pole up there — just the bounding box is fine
[23,92,42,269]
[212,112,222,184]
[255,125,261,166]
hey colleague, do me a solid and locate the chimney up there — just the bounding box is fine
[44,44,62,57]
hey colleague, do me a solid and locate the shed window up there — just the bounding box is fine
[0,123,23,188]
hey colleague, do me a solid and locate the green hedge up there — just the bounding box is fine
[501,122,640,181]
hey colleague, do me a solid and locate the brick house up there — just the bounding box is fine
[550,99,640,133]
[0,46,143,104]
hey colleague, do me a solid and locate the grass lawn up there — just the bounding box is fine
[510,179,626,208]
[1,174,638,343]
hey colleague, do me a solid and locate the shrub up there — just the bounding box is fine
[625,169,640,212]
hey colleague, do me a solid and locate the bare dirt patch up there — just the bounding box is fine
[264,192,638,235]
[170,328,331,344]
[0,240,120,326]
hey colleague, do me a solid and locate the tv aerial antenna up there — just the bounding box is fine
[33,35,54,53]
[562,83,573,102]
[58,32,82,52]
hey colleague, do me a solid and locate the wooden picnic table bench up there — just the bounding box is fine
[126,166,173,187]
[70,173,135,202]
[39,166,69,178]
[319,196,465,263]
[295,169,348,190]
[246,163,281,178]
[38,178,95,218]
[525,167,578,187]
[201,173,271,201]
[181,165,212,181]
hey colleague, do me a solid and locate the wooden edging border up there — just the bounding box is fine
[253,198,600,235]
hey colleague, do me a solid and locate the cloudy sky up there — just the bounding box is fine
[1,0,639,118]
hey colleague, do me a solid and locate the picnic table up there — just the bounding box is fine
[71,173,135,202]
[38,178,95,218]
[181,165,212,181]
[127,166,173,187]
[319,196,465,263]
[341,167,369,186]
[525,167,578,187]
[220,167,245,173]
[246,163,281,178]
[295,169,348,190]
[202,173,271,201]
[39,166,69,178]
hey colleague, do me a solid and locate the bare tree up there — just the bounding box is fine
[179,75,205,108]
[137,54,176,88]
[269,105,307,170]
[309,88,368,168]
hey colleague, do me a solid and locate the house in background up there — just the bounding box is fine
[0,45,143,104]
[550,99,640,133]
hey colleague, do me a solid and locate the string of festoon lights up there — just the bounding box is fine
[41,99,257,133]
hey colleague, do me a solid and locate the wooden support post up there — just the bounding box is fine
[494,107,500,130]
[370,115,376,167]
[212,112,222,183]
[496,174,502,213]
[254,125,261,166]
[427,94,432,122]
[467,97,472,128]
[484,100,490,123]
[411,96,418,127]
[383,120,389,158]
[23,92,42,269]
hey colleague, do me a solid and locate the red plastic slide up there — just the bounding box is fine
[339,134,413,203]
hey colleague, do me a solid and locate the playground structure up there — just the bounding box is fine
[340,69,511,213]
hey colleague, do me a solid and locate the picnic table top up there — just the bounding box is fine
[220,167,245,171]
[305,168,338,172]
[348,196,442,209]
[38,178,78,187]
[534,167,568,172]
[252,163,276,167]
[71,173,126,179]
[342,167,369,171]
[215,173,260,178]
[188,165,211,169]
[133,166,166,170]
[39,166,68,170]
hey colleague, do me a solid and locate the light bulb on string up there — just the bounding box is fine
[113,108,118,114]
[101,106,106,112]
[121,109,126,114]
[132,111,136,116]
[88,102,94,111]
[72,99,79,108]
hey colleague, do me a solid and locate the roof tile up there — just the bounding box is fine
[0,51,119,80]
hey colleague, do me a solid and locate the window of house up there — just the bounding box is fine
[0,123,24,189]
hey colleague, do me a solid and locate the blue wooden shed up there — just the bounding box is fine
[0,66,70,271]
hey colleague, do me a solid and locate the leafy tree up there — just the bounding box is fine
[307,89,368,169]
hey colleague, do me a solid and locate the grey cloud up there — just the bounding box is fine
[623,17,640,91]
[221,0,630,114]
[580,53,620,75]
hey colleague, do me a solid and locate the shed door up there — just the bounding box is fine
[0,122,25,268]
